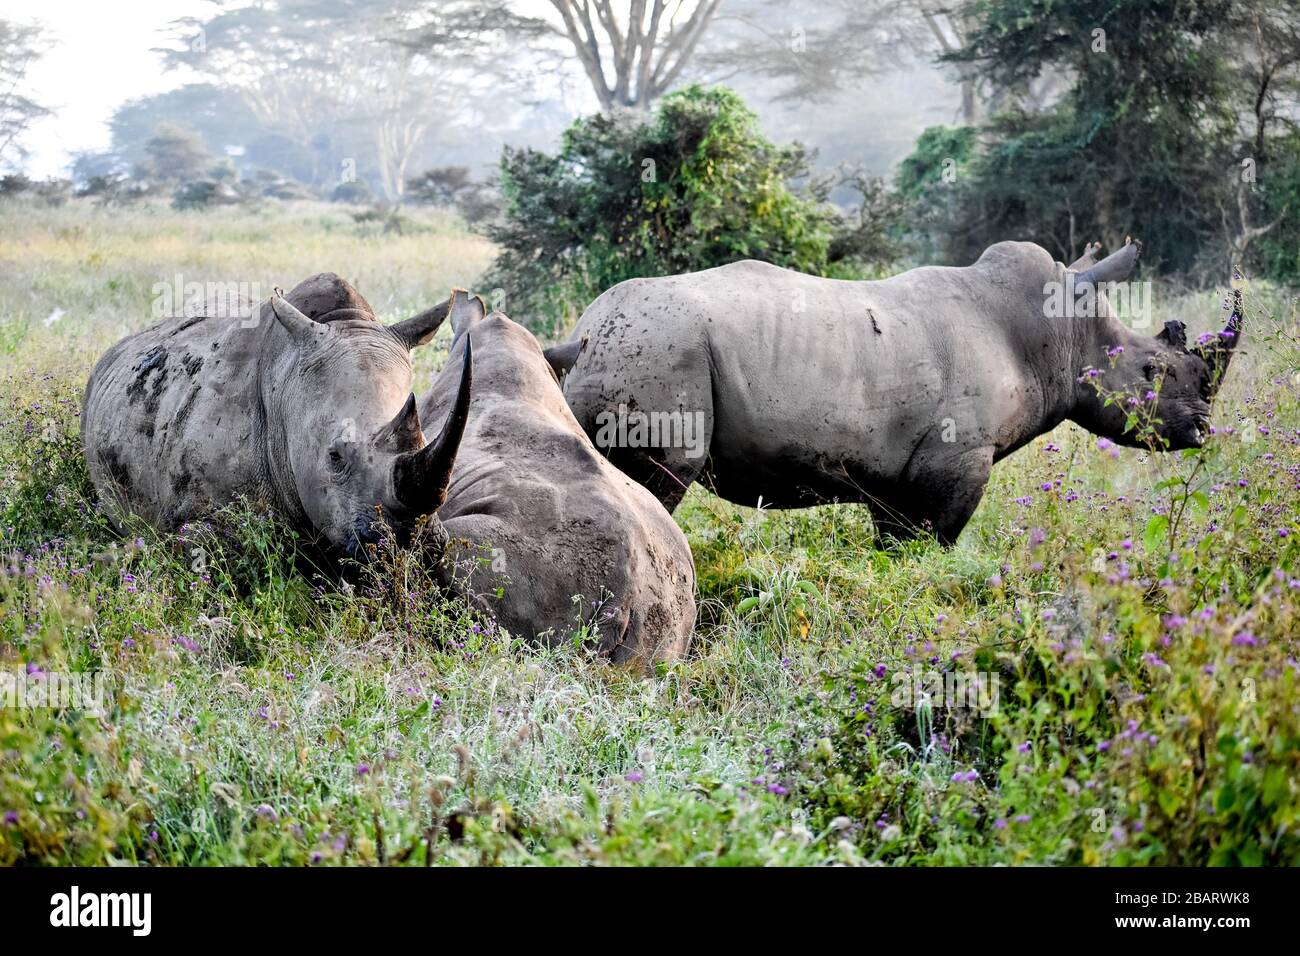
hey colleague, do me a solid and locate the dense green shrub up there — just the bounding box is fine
[1251,130,1300,283]
[484,85,835,333]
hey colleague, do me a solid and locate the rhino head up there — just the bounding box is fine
[262,279,473,558]
[1070,243,1242,450]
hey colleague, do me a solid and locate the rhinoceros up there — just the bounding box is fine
[549,240,1242,545]
[418,292,696,665]
[81,273,472,557]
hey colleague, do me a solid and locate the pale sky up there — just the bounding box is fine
[2,0,947,180]
[3,0,211,177]
[2,0,579,179]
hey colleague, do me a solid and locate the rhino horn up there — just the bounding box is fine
[270,287,326,343]
[381,393,424,450]
[389,296,452,349]
[1194,289,1244,383]
[392,336,473,514]
[1075,237,1141,286]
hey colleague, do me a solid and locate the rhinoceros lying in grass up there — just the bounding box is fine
[419,292,696,666]
[551,240,1242,545]
[82,273,472,557]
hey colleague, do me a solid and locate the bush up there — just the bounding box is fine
[330,179,374,204]
[405,166,495,221]
[485,85,835,332]
[1249,130,1300,283]
[171,179,241,210]
[0,174,32,198]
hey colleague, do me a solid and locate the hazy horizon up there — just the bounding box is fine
[2,0,957,182]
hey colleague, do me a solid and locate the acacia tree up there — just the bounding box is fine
[547,0,724,109]
[1218,0,1300,263]
[404,1,724,111]
[0,18,51,169]
[1233,0,1300,161]
[700,0,1058,124]
[162,0,491,199]
[921,0,1243,274]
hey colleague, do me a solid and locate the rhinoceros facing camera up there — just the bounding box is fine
[81,273,472,558]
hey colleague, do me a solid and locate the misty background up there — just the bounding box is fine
[3,1,955,195]
[3,0,1297,304]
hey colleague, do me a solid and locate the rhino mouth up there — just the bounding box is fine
[344,513,389,560]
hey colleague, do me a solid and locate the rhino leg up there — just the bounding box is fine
[870,446,994,547]
[566,350,714,513]
[616,442,711,513]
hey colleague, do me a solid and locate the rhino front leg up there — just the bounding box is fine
[870,446,994,547]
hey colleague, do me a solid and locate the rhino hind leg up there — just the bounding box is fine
[606,446,709,513]
[870,446,994,548]
[568,371,715,513]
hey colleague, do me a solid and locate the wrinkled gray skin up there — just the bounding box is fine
[419,293,696,666]
[82,273,471,557]
[554,240,1242,545]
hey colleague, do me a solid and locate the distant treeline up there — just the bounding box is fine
[3,0,1295,328]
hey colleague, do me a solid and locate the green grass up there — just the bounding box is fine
[1,197,1298,865]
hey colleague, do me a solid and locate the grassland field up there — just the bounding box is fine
[1,198,1298,865]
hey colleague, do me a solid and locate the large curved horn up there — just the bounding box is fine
[389,297,452,350]
[270,287,326,343]
[1076,237,1141,286]
[392,336,473,514]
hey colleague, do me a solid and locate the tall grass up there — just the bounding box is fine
[1,198,1297,864]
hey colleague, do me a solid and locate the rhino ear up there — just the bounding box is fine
[448,289,487,336]
[543,337,586,382]
[389,298,451,350]
[1155,319,1187,350]
[1066,241,1102,271]
[1076,237,1141,286]
[270,288,328,344]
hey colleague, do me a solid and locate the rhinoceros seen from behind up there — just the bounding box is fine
[419,291,696,666]
[551,240,1243,545]
[82,273,472,557]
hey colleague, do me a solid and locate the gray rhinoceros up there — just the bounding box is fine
[82,273,472,557]
[418,292,696,666]
[550,240,1242,545]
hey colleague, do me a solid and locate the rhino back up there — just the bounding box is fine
[82,313,269,529]
[422,317,695,663]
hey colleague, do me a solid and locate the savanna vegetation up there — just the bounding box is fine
[1,198,1297,866]
[2,0,1299,868]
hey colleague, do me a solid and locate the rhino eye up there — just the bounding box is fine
[328,447,346,471]
[1142,363,1158,381]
